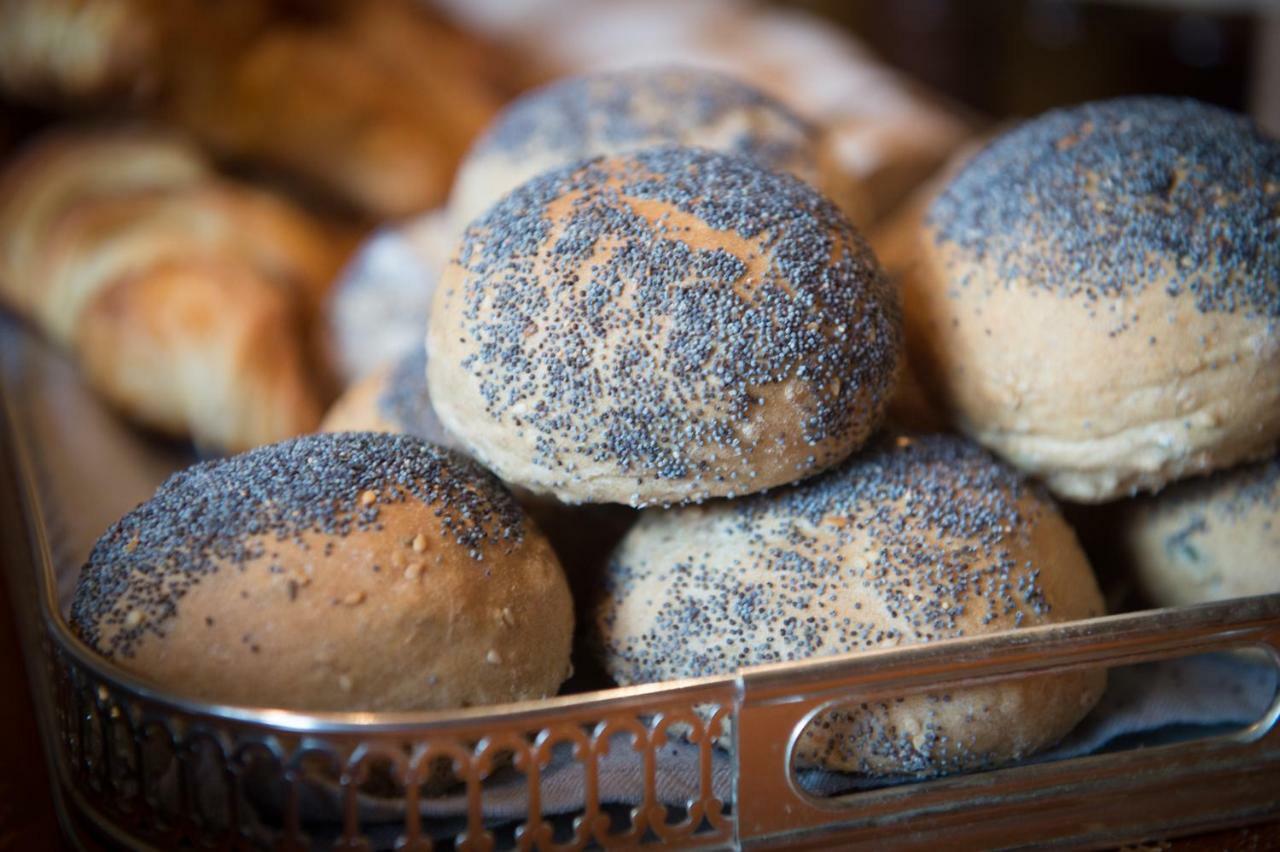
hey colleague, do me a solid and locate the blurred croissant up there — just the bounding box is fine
[0,0,512,219]
[162,0,505,218]
[0,127,346,452]
[0,0,162,103]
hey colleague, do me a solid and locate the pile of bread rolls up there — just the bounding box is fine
[103,56,1280,788]
[880,97,1280,614]
[0,0,1262,792]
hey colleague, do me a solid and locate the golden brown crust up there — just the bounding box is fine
[77,259,323,450]
[162,1,502,219]
[0,128,209,318]
[71,432,575,712]
[0,127,344,451]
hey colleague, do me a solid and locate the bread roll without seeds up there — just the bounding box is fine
[0,127,345,453]
[598,434,1105,776]
[428,146,902,506]
[71,432,574,712]
[902,97,1280,502]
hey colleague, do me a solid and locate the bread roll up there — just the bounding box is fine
[0,0,161,103]
[901,98,1280,502]
[598,434,1106,776]
[448,66,824,229]
[321,348,457,450]
[1122,454,1280,608]
[326,210,453,384]
[0,127,344,452]
[71,431,574,712]
[428,147,902,506]
[434,0,972,224]
[162,0,503,219]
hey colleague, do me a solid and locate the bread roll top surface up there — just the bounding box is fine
[450,66,820,228]
[600,434,1103,681]
[429,146,902,505]
[72,431,530,661]
[927,96,1279,315]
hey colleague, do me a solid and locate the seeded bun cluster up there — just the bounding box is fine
[71,432,574,712]
[321,347,637,583]
[899,97,1280,503]
[80,77,1199,786]
[428,146,902,506]
[597,435,1105,775]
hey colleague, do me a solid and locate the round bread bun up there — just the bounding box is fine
[427,146,902,507]
[1121,454,1280,608]
[326,210,454,384]
[70,431,574,712]
[448,66,829,230]
[597,434,1106,776]
[901,97,1280,502]
[320,347,458,450]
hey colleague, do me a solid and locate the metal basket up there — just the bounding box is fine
[3,370,1280,850]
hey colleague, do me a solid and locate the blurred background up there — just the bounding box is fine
[802,0,1272,123]
[1,0,1275,226]
[0,3,1276,846]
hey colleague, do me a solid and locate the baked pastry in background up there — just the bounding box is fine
[0,0,514,219]
[435,0,971,225]
[448,66,828,231]
[161,0,506,219]
[326,210,453,384]
[900,98,1280,502]
[597,433,1106,776]
[0,0,161,103]
[428,147,902,506]
[71,431,575,711]
[0,127,346,452]
[1121,455,1280,608]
